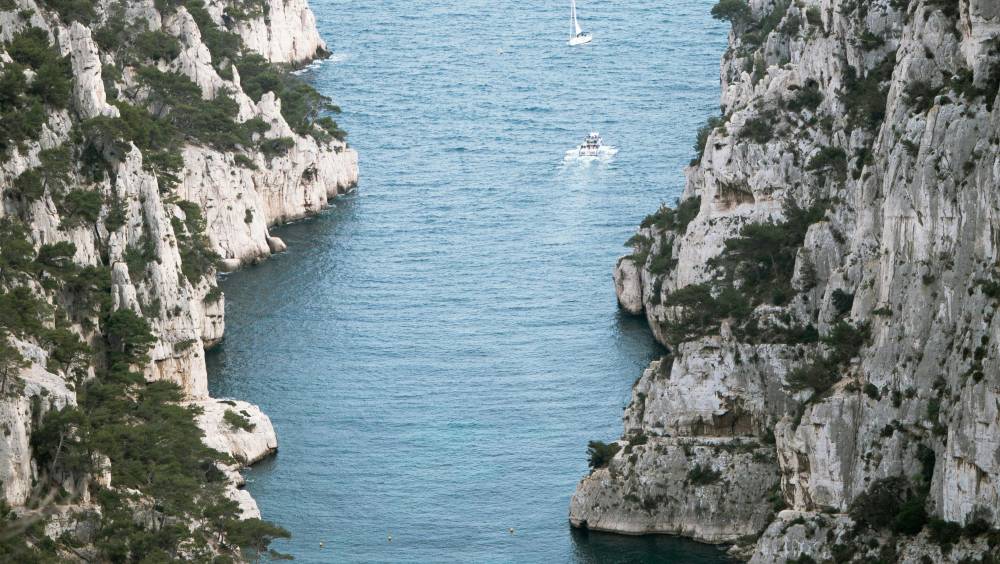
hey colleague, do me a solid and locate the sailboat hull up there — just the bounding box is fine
[568,33,592,46]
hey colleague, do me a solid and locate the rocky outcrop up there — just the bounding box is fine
[207,0,328,65]
[195,399,278,466]
[195,399,279,520]
[576,0,1000,559]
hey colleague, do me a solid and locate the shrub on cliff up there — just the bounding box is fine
[260,137,296,159]
[692,115,724,165]
[848,476,935,536]
[224,409,256,432]
[59,189,104,228]
[841,52,896,130]
[173,201,221,285]
[587,441,620,470]
[785,82,824,113]
[786,357,839,393]
[824,321,869,364]
[155,0,240,66]
[711,200,827,306]
[236,53,343,137]
[0,28,73,154]
[0,337,28,398]
[134,30,182,62]
[849,477,907,529]
[36,0,95,24]
[742,0,790,46]
[687,464,722,485]
[739,113,776,144]
[711,0,752,26]
[807,146,848,182]
[660,284,750,343]
[640,197,701,234]
[137,68,254,151]
[831,289,854,318]
[104,308,156,366]
[224,517,292,563]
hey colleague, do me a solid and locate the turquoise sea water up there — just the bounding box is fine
[207,1,730,561]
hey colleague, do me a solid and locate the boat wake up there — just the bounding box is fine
[563,146,618,164]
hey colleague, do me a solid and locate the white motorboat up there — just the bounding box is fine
[577,132,603,157]
[568,0,592,45]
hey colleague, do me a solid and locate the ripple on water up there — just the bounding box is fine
[208,1,731,562]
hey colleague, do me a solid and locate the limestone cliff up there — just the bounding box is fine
[0,0,355,559]
[572,0,1000,561]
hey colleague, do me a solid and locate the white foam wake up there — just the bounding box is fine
[563,145,619,163]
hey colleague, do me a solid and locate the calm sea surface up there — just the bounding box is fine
[207,1,729,561]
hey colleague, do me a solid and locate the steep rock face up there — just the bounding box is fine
[0,342,77,506]
[0,0,354,553]
[578,0,1000,559]
[206,0,327,65]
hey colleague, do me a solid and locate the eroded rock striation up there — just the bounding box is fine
[573,0,1000,561]
[0,0,355,559]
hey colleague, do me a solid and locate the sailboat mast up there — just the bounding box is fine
[571,0,577,35]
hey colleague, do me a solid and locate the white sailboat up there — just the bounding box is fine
[568,0,592,46]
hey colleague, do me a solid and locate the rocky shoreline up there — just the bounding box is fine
[0,0,355,558]
[572,0,1000,561]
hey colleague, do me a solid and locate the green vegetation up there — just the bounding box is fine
[8,146,72,203]
[123,223,156,282]
[224,409,256,432]
[806,146,848,182]
[925,0,961,20]
[858,30,885,50]
[36,0,96,24]
[904,80,939,113]
[236,53,344,138]
[1,204,272,557]
[712,201,826,305]
[226,517,292,563]
[587,440,620,470]
[692,116,724,165]
[0,28,73,155]
[849,477,925,532]
[203,285,224,305]
[84,69,257,185]
[806,7,823,27]
[786,321,869,393]
[840,52,896,130]
[640,197,701,233]
[59,190,103,228]
[0,337,28,397]
[742,0,790,47]
[13,299,288,561]
[785,82,824,113]
[138,67,259,151]
[134,30,182,62]
[0,3,336,558]
[711,0,752,26]
[652,201,828,346]
[173,201,221,285]
[831,289,854,317]
[260,137,296,159]
[687,463,722,485]
[740,113,776,144]
[155,0,240,65]
[661,284,750,342]
[632,198,701,278]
